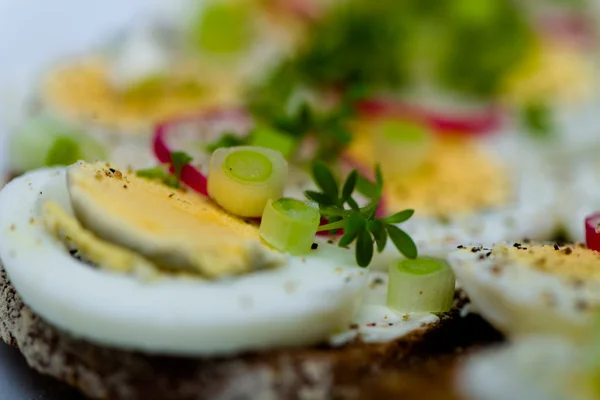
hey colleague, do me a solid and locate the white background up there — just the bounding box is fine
[0,0,157,173]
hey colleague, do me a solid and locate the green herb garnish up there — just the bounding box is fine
[522,101,554,139]
[305,161,417,267]
[136,151,193,188]
[205,133,248,153]
[136,164,178,188]
[171,151,193,188]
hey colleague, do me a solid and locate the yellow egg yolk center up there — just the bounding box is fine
[347,125,511,217]
[493,243,600,283]
[42,58,242,133]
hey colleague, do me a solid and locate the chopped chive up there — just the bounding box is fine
[387,257,455,313]
[260,198,321,255]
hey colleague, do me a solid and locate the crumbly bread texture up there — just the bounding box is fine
[0,263,500,400]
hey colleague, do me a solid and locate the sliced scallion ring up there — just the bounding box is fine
[208,146,287,217]
[387,257,455,313]
[373,118,433,177]
[260,198,321,254]
[190,1,252,55]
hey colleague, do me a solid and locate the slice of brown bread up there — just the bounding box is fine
[0,263,501,400]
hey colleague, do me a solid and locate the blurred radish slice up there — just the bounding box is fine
[537,12,596,49]
[276,0,322,20]
[585,214,600,252]
[152,108,252,196]
[356,98,502,135]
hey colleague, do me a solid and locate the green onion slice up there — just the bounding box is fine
[190,2,252,55]
[387,257,455,313]
[249,126,297,159]
[260,198,321,255]
[208,146,288,217]
[373,118,433,176]
[224,149,273,182]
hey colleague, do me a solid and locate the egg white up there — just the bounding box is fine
[330,271,440,346]
[0,167,370,356]
[396,135,559,260]
[447,244,600,342]
[457,336,594,400]
[559,158,600,243]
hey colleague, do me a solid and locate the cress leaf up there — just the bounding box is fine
[305,190,336,207]
[384,209,415,224]
[386,224,418,259]
[171,151,193,184]
[356,229,374,268]
[367,219,387,252]
[136,166,168,180]
[312,161,339,202]
[346,196,360,211]
[339,213,366,247]
[375,164,384,192]
[356,175,379,198]
[341,170,358,203]
[205,133,249,153]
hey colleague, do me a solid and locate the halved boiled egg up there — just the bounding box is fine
[0,164,370,355]
[457,336,599,400]
[447,242,600,342]
[347,124,558,259]
[559,158,600,243]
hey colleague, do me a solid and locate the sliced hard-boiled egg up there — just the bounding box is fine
[347,126,559,259]
[500,38,600,162]
[330,271,441,346]
[457,336,599,400]
[67,161,283,278]
[0,167,369,355]
[559,158,600,243]
[447,242,600,342]
[43,200,158,277]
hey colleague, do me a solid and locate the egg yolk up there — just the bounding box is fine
[493,243,600,282]
[41,58,241,133]
[347,125,511,217]
[501,40,594,106]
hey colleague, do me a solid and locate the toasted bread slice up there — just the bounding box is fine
[0,263,501,400]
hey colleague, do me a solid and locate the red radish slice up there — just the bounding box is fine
[280,0,322,20]
[537,13,596,49]
[356,98,502,136]
[153,108,252,196]
[585,213,600,251]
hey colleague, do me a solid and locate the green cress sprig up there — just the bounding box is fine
[305,161,417,267]
[136,151,192,188]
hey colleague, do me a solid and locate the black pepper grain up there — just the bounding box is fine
[311,243,318,250]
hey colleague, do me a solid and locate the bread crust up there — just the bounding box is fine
[0,263,498,400]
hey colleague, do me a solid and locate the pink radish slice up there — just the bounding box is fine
[356,98,502,136]
[585,213,600,251]
[153,108,252,196]
[537,13,596,49]
[280,0,322,20]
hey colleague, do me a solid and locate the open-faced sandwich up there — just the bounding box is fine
[0,145,493,399]
[447,236,600,400]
